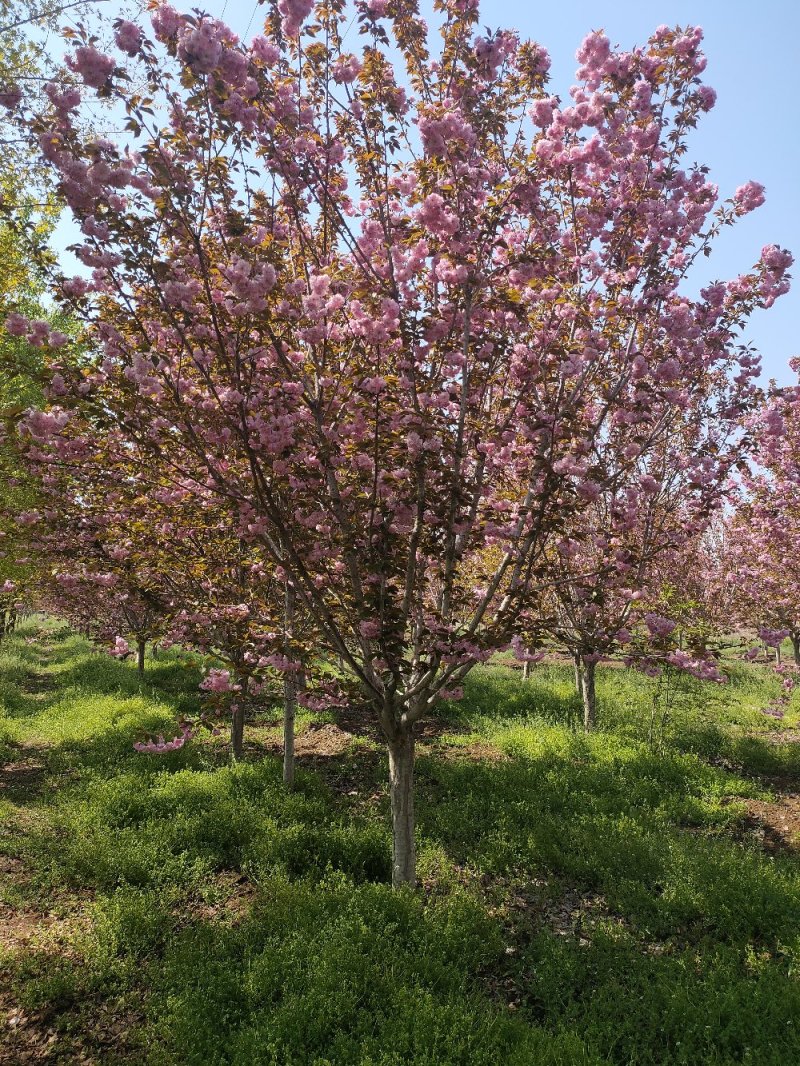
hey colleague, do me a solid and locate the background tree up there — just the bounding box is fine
[727,374,800,666]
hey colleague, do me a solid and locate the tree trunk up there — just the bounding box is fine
[388,730,415,888]
[580,657,597,733]
[282,580,297,789]
[283,672,296,789]
[574,653,583,696]
[522,659,531,682]
[231,683,246,761]
[776,644,782,666]
[137,638,146,678]
[6,607,16,634]
[792,633,800,668]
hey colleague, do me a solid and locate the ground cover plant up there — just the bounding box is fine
[2,616,800,1064]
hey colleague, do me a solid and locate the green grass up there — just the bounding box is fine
[2,619,800,1063]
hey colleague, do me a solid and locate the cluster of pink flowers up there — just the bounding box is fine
[757,626,791,648]
[114,20,142,56]
[109,636,131,658]
[418,108,476,157]
[666,650,724,683]
[278,0,314,38]
[0,84,22,109]
[134,724,194,753]
[5,314,69,349]
[200,668,240,693]
[733,181,766,216]
[66,45,115,89]
[645,614,678,640]
[416,193,459,237]
[177,21,223,74]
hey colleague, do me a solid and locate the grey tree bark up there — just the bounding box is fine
[579,656,597,733]
[573,652,583,695]
[136,638,146,678]
[388,729,415,887]
[231,674,247,761]
[283,581,297,789]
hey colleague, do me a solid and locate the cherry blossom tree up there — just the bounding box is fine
[727,371,800,666]
[14,410,309,764]
[531,425,745,731]
[4,2,792,884]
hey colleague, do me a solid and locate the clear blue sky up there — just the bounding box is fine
[472,0,800,386]
[53,0,800,384]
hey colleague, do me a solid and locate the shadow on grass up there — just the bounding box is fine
[417,736,800,944]
[439,663,583,732]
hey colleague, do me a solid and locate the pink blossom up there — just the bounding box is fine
[278,0,314,38]
[109,636,131,658]
[251,37,281,66]
[697,85,716,111]
[732,181,765,216]
[439,686,464,700]
[757,626,790,648]
[364,0,388,17]
[67,46,115,89]
[416,193,459,238]
[178,22,222,74]
[760,245,793,273]
[134,724,194,753]
[5,312,28,336]
[576,30,611,88]
[332,55,362,84]
[530,97,557,127]
[115,20,142,56]
[0,84,22,109]
[151,4,183,40]
[200,668,240,693]
[61,276,93,299]
[645,613,677,640]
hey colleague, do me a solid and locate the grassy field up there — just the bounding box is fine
[1,618,800,1064]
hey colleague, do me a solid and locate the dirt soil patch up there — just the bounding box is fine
[252,722,357,759]
[20,672,58,696]
[738,794,800,853]
[0,757,47,803]
[294,722,355,757]
[756,730,800,745]
[430,739,507,763]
